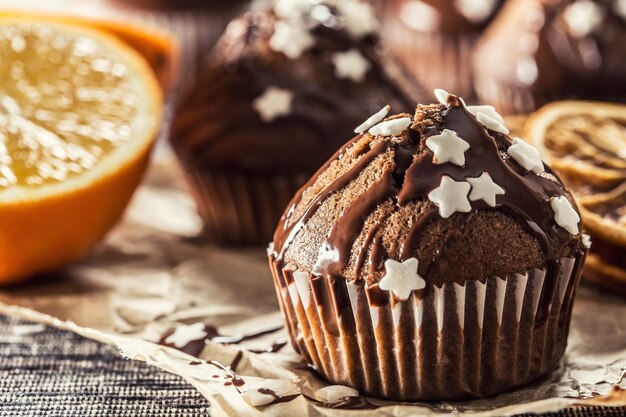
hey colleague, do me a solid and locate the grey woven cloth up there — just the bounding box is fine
[0,314,210,416]
[0,314,623,416]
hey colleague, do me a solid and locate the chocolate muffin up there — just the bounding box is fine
[268,90,588,400]
[382,0,503,98]
[474,0,626,115]
[104,0,250,85]
[170,0,418,245]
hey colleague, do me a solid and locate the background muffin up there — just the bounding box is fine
[103,0,250,87]
[382,0,503,98]
[269,91,588,400]
[169,0,420,245]
[473,0,626,115]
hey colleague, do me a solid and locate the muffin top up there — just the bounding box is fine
[474,0,626,100]
[271,91,587,289]
[386,0,503,35]
[170,0,418,174]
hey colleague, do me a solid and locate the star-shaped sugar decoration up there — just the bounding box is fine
[354,105,390,133]
[455,0,499,23]
[467,172,505,207]
[368,117,411,136]
[508,138,545,174]
[252,86,294,122]
[428,175,472,218]
[425,129,470,166]
[332,49,370,83]
[164,323,207,348]
[433,88,509,134]
[274,0,314,20]
[269,20,315,59]
[616,0,626,20]
[338,0,379,39]
[434,88,452,105]
[379,258,426,301]
[466,104,509,134]
[550,196,580,235]
[563,0,604,38]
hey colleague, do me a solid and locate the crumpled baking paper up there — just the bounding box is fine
[0,155,624,417]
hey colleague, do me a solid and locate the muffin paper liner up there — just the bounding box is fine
[186,170,308,245]
[271,254,585,401]
[383,20,476,98]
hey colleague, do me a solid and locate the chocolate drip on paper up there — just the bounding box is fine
[256,388,300,405]
[159,323,284,357]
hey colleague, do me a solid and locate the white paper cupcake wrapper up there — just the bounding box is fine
[271,255,585,401]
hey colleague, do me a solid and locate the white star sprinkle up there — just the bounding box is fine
[332,49,371,82]
[315,385,359,402]
[508,138,545,174]
[368,117,411,136]
[266,242,275,256]
[338,0,379,39]
[428,175,472,218]
[466,104,509,134]
[379,258,426,301]
[164,323,207,348]
[274,0,314,20]
[434,88,451,105]
[563,0,604,38]
[616,0,626,20]
[354,105,390,133]
[269,20,315,59]
[252,86,294,122]
[550,196,580,235]
[467,172,505,207]
[455,0,499,23]
[425,129,470,166]
[434,89,509,133]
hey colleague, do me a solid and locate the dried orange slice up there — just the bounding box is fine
[578,183,626,247]
[527,101,626,190]
[0,17,162,284]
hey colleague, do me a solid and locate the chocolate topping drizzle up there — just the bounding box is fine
[272,95,583,285]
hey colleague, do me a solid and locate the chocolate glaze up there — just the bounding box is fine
[474,0,626,114]
[273,96,584,282]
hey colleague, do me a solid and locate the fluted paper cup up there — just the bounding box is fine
[185,171,308,245]
[269,254,586,401]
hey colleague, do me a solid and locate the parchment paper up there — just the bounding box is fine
[0,154,624,417]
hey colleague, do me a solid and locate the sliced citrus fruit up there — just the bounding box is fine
[526,101,626,189]
[0,10,177,91]
[0,17,162,284]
